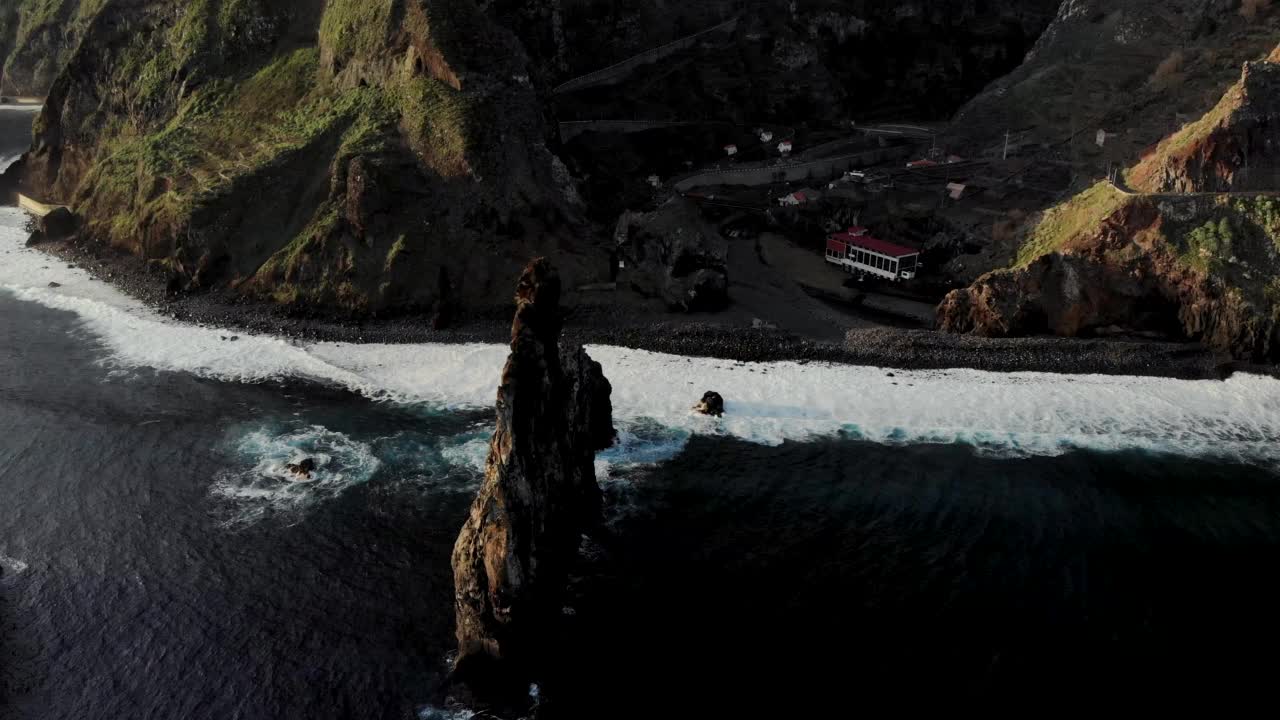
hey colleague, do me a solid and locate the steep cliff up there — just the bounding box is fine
[0,0,103,97]
[1128,57,1280,193]
[11,0,605,319]
[451,258,614,706]
[949,0,1280,171]
[939,50,1280,362]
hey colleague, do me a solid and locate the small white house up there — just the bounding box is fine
[647,175,661,188]
[724,144,739,156]
[777,140,793,155]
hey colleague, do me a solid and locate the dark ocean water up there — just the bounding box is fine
[5,292,1280,719]
[4,107,1280,718]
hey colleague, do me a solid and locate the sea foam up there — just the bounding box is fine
[3,206,1280,466]
[210,424,383,526]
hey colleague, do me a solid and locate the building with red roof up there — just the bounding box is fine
[825,228,920,280]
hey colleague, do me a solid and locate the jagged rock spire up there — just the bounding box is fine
[451,257,614,707]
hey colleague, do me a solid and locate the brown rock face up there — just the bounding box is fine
[937,194,1280,362]
[27,206,79,245]
[942,49,1280,364]
[1129,57,1280,194]
[937,251,1183,339]
[451,258,614,703]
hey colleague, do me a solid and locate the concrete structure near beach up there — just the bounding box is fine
[17,193,66,218]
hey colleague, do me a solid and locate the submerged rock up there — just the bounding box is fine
[694,391,725,417]
[451,258,615,706]
[285,458,316,480]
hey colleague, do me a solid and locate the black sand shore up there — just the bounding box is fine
[21,231,1261,381]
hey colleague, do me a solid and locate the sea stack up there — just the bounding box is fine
[451,258,615,705]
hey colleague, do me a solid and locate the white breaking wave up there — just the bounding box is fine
[3,206,1280,466]
[0,153,20,173]
[0,553,29,576]
[439,435,492,476]
[417,706,474,720]
[211,425,383,526]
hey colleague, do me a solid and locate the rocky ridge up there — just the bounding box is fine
[6,0,606,321]
[940,46,1280,362]
[1128,56,1280,193]
[950,0,1280,172]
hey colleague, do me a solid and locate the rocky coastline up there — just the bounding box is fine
[20,230,1258,381]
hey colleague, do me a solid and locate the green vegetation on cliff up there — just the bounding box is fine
[318,0,397,62]
[1,0,108,94]
[1170,196,1280,309]
[1015,182,1129,267]
[81,47,326,244]
[1125,69,1246,193]
[16,0,590,316]
[79,30,476,262]
[396,76,472,171]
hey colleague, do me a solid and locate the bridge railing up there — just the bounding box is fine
[552,16,741,95]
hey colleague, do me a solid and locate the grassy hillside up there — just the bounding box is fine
[16,0,596,316]
[1014,182,1130,267]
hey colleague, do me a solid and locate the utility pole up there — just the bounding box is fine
[1003,130,1010,160]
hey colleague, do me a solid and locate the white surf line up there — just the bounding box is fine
[2,205,1280,465]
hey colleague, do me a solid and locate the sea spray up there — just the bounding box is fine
[211,424,383,526]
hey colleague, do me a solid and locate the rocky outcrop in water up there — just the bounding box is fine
[693,391,724,417]
[451,258,614,706]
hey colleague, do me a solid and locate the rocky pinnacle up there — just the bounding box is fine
[450,257,614,704]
